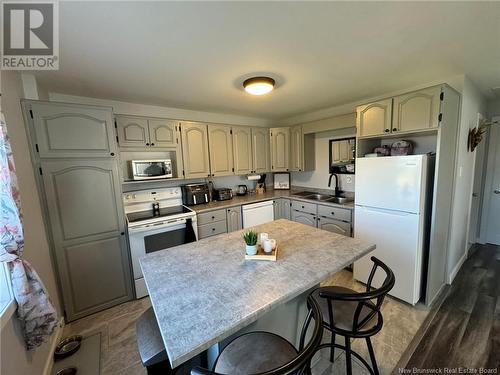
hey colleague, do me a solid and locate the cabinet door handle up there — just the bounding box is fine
[151,143,155,146]
[494,189,500,194]
[146,143,150,146]
[331,212,335,215]
[392,128,398,132]
[110,152,115,156]
[384,129,390,133]
[211,216,215,219]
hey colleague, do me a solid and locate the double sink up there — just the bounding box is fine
[292,191,353,204]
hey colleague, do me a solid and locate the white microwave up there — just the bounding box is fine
[130,159,173,180]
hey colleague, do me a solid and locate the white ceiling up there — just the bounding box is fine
[34,1,500,120]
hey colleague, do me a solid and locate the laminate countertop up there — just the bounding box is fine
[189,189,354,213]
[140,219,375,368]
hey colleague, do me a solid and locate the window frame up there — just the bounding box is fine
[0,262,16,329]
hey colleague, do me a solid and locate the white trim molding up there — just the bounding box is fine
[0,299,17,331]
[447,252,467,284]
[43,317,65,375]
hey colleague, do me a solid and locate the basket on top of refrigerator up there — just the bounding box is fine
[390,140,414,156]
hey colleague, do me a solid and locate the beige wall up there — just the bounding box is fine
[291,127,357,192]
[488,97,500,117]
[446,76,488,282]
[49,92,272,127]
[1,71,61,375]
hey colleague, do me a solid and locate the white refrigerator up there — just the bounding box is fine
[353,155,431,305]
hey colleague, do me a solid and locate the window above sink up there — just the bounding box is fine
[329,137,356,174]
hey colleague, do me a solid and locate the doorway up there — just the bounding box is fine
[480,115,500,245]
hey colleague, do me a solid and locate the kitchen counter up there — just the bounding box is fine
[189,189,354,213]
[140,219,374,368]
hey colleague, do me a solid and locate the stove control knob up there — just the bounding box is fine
[125,194,131,200]
[132,194,137,199]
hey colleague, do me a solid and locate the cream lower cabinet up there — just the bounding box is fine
[226,206,242,232]
[208,124,234,177]
[291,210,316,227]
[356,98,393,138]
[317,217,351,236]
[270,127,290,171]
[393,86,442,134]
[274,198,291,220]
[291,201,353,236]
[180,122,211,178]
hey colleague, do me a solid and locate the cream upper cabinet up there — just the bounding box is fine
[270,127,290,171]
[289,125,303,171]
[356,98,393,138]
[116,116,149,148]
[208,124,234,177]
[251,128,271,173]
[180,122,211,178]
[148,119,177,147]
[232,126,253,175]
[30,102,117,158]
[393,86,442,133]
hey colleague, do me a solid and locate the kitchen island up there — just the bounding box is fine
[140,219,375,368]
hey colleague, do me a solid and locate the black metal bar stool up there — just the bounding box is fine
[190,293,323,375]
[310,256,395,375]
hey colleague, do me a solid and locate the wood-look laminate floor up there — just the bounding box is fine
[61,270,429,375]
[404,243,500,371]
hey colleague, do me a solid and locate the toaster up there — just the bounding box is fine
[213,188,233,201]
[182,184,210,206]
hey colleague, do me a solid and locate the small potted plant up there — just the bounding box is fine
[243,230,258,255]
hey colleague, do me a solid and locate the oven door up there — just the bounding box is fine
[128,217,197,297]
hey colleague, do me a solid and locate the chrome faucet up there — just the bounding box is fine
[328,173,340,197]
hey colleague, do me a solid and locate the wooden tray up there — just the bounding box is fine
[245,245,278,261]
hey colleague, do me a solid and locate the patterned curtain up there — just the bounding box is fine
[0,111,58,350]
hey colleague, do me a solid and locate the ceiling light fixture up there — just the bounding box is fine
[243,76,275,96]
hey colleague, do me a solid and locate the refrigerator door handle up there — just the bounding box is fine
[356,205,416,216]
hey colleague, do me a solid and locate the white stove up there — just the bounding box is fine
[124,187,198,298]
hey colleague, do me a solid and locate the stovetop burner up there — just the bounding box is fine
[126,205,192,223]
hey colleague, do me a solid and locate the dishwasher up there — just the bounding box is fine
[242,200,275,228]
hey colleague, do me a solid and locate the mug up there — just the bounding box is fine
[263,239,276,253]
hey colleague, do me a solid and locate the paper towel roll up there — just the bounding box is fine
[247,174,261,181]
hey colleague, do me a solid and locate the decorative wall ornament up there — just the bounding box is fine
[468,119,498,152]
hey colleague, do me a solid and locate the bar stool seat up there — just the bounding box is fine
[214,332,298,375]
[136,307,172,374]
[191,293,324,375]
[311,286,377,332]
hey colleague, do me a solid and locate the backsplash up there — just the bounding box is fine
[291,172,355,193]
[290,127,357,193]
[122,173,273,193]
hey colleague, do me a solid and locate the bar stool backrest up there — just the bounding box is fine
[320,256,395,335]
[191,294,323,375]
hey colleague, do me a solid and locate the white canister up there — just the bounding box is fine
[263,239,276,253]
